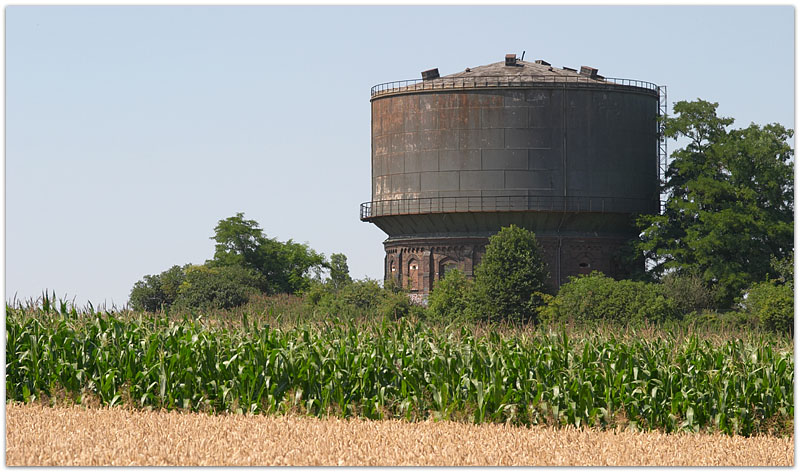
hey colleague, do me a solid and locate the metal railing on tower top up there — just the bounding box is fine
[370,75,659,98]
[360,195,658,220]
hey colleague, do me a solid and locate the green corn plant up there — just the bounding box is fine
[4,306,794,436]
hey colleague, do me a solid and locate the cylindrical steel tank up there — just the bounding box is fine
[361,57,661,295]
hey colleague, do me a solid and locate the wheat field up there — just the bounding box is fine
[5,403,793,466]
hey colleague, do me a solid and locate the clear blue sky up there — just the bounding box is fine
[6,5,795,307]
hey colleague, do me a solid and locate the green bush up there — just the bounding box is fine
[427,269,474,322]
[305,279,387,317]
[302,280,332,307]
[303,278,424,320]
[129,265,187,312]
[472,225,550,323]
[172,265,265,311]
[377,290,417,319]
[542,272,677,324]
[336,279,386,311]
[742,281,794,334]
[681,309,760,331]
[661,271,716,314]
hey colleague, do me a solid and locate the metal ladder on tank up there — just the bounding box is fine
[657,85,668,214]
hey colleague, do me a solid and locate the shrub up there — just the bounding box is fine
[377,290,415,319]
[681,309,760,331]
[129,265,187,312]
[305,279,388,318]
[661,271,716,314]
[472,225,550,323]
[303,277,423,320]
[336,279,386,311]
[542,272,677,324]
[172,265,265,311]
[427,269,473,322]
[742,281,794,334]
[302,280,332,307]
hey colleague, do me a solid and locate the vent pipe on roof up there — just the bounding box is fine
[579,66,598,79]
[421,68,440,80]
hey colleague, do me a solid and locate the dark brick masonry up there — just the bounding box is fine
[384,235,632,295]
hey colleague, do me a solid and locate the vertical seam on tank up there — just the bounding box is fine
[556,84,569,286]
[562,84,568,199]
[371,102,375,202]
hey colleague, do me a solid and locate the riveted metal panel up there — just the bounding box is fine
[525,89,551,106]
[505,170,554,190]
[438,107,481,130]
[419,150,439,172]
[390,173,421,193]
[504,128,552,149]
[460,170,503,190]
[421,171,459,192]
[439,150,481,171]
[481,107,528,128]
[404,152,422,173]
[373,135,390,156]
[482,149,528,170]
[387,152,404,174]
[457,128,504,149]
[503,91,527,107]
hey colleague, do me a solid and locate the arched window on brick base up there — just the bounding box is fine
[407,259,420,292]
[577,253,593,275]
[439,259,458,280]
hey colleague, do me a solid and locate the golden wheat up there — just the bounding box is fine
[5,403,792,466]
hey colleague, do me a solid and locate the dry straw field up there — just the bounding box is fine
[6,403,793,466]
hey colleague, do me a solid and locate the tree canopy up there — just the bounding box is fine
[130,212,329,311]
[208,212,326,294]
[471,225,550,322]
[637,99,794,306]
[327,253,352,292]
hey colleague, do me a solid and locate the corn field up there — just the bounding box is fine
[5,301,793,436]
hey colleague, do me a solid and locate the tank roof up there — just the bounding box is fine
[441,60,602,81]
[370,57,659,98]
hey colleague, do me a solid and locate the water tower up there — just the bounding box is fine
[361,54,666,295]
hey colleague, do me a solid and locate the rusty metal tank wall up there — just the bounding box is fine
[365,81,660,293]
[371,86,659,225]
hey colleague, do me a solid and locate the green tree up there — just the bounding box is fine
[278,240,326,294]
[328,253,352,291]
[637,100,793,307]
[208,212,325,294]
[129,264,187,312]
[471,225,549,322]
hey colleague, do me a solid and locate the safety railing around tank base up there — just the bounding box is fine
[360,195,658,220]
[370,76,659,98]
